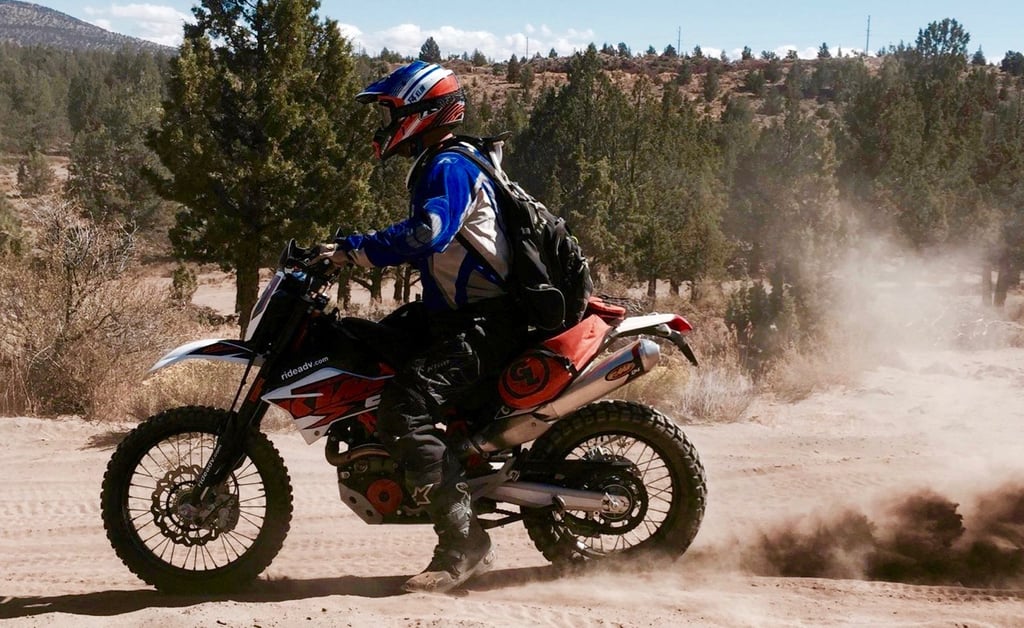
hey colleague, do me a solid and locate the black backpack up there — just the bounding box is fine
[419,135,593,332]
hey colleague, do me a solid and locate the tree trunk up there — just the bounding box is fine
[235,240,261,335]
[392,268,403,302]
[370,267,383,302]
[402,266,416,303]
[981,262,993,307]
[669,278,681,296]
[994,259,1017,308]
[337,267,352,309]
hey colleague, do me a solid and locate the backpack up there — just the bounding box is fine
[442,135,593,332]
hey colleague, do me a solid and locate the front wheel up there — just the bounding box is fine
[101,406,293,593]
[523,400,706,563]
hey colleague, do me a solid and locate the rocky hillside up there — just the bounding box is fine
[0,0,171,52]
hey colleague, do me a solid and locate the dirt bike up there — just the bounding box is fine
[101,240,707,593]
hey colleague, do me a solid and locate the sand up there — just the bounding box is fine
[2,340,1024,626]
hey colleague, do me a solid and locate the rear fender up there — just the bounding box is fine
[611,313,693,338]
[610,314,698,366]
[149,339,257,375]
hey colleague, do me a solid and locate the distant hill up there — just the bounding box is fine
[0,0,172,53]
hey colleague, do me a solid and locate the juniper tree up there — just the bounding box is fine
[146,0,371,330]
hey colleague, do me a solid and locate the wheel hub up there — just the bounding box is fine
[151,465,240,546]
[563,452,649,536]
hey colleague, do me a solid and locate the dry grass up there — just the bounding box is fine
[0,202,236,421]
[619,358,755,425]
[763,347,862,403]
[125,357,244,421]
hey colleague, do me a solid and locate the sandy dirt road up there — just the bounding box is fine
[2,345,1024,627]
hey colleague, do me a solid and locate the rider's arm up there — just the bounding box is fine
[336,155,477,268]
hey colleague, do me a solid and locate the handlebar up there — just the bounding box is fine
[278,239,341,290]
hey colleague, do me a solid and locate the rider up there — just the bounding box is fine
[319,61,528,593]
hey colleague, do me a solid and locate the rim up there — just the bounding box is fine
[123,431,268,572]
[556,431,676,557]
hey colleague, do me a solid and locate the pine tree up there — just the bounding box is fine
[419,37,442,63]
[702,66,719,102]
[66,51,169,229]
[146,0,371,330]
[1001,51,1024,76]
[506,54,521,83]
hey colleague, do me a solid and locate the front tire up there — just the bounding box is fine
[101,406,293,593]
[522,400,706,563]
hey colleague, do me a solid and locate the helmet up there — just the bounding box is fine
[356,60,465,160]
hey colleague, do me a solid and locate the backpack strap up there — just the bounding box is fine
[444,143,513,289]
[409,137,520,294]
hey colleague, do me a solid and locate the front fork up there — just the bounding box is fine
[191,374,271,505]
[190,297,314,505]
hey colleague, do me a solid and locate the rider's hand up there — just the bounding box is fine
[311,243,351,268]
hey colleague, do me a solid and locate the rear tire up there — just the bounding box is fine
[522,400,706,563]
[101,406,293,593]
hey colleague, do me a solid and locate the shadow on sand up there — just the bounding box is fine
[0,565,563,619]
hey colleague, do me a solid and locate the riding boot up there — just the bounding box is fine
[402,465,494,593]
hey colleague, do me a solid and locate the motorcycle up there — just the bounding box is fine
[101,241,707,593]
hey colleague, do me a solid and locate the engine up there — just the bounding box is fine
[327,425,430,525]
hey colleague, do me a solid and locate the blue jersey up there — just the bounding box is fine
[338,143,511,311]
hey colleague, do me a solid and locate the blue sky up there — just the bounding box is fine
[41,1,1023,61]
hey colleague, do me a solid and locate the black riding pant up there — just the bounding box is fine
[375,300,527,492]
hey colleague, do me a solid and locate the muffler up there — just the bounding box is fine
[482,481,631,514]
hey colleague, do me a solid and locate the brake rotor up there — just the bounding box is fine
[151,465,239,546]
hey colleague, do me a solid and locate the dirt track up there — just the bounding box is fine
[2,343,1024,626]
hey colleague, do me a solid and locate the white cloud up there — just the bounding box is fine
[83,3,191,47]
[337,23,362,42]
[773,43,871,60]
[78,11,600,60]
[342,22,595,61]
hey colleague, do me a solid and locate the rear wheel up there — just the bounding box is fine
[101,406,293,593]
[522,400,706,563]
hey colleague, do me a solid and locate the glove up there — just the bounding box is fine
[311,243,351,268]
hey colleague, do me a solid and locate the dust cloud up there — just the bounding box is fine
[825,237,1019,354]
[743,483,1024,587]
[728,238,1024,588]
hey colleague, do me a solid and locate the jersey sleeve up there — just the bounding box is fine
[337,153,479,268]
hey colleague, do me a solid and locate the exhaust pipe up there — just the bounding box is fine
[464,338,660,454]
[483,481,631,514]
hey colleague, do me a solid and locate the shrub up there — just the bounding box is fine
[170,262,198,306]
[743,69,767,96]
[725,277,800,376]
[16,150,55,198]
[0,195,22,256]
[0,203,208,419]
[126,360,244,421]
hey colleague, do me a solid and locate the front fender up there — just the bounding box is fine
[149,339,257,374]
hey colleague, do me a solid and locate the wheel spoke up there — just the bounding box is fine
[538,427,688,556]
[118,427,271,573]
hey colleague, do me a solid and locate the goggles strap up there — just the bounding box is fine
[389,89,464,120]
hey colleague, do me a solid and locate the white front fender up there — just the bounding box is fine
[149,339,257,374]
